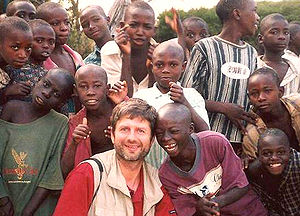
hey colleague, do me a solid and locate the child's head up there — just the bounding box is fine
[152,40,185,93]
[37,2,70,46]
[258,13,289,54]
[6,0,36,22]
[247,67,283,115]
[74,64,109,111]
[216,0,259,36]
[122,1,155,48]
[156,103,194,157]
[258,128,290,176]
[32,67,75,111]
[288,21,300,55]
[0,17,32,68]
[182,17,209,50]
[29,19,55,64]
[80,5,110,43]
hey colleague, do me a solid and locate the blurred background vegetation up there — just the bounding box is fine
[2,0,300,58]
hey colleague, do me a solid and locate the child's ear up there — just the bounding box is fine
[257,34,264,45]
[232,8,241,21]
[106,84,110,95]
[189,123,195,134]
[73,84,78,96]
[182,61,187,71]
[106,16,110,24]
[279,86,284,97]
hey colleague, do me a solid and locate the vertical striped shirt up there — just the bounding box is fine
[181,36,257,142]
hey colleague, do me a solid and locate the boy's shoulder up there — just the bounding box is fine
[1,100,28,120]
[195,130,228,143]
[100,40,120,56]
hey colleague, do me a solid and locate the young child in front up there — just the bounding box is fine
[0,17,32,105]
[242,67,300,166]
[5,19,55,102]
[257,13,300,96]
[5,0,36,22]
[180,0,259,151]
[134,40,209,168]
[101,1,157,97]
[0,68,74,216]
[156,103,268,216]
[61,64,128,177]
[246,128,300,215]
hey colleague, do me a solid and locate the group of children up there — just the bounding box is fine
[0,0,299,215]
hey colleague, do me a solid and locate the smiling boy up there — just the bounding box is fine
[246,128,300,215]
[156,103,267,216]
[0,68,74,216]
[243,67,300,163]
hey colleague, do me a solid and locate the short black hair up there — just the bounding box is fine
[0,16,31,44]
[216,0,247,24]
[289,21,300,40]
[183,17,208,30]
[124,1,155,22]
[6,0,35,16]
[153,40,185,63]
[258,128,290,149]
[248,67,281,88]
[28,18,54,33]
[36,2,64,21]
[80,5,107,18]
[260,13,288,35]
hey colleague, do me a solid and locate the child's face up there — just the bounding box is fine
[184,22,208,50]
[75,68,108,111]
[32,72,69,111]
[291,29,300,52]
[259,19,290,53]
[80,8,109,42]
[248,74,283,114]
[152,49,184,92]
[11,1,36,22]
[123,8,155,48]
[258,135,290,175]
[31,26,55,63]
[0,29,33,68]
[46,7,70,45]
[238,0,260,37]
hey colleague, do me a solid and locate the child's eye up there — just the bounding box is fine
[249,92,258,98]
[43,81,50,87]
[284,31,290,35]
[155,63,163,68]
[11,45,19,51]
[170,63,178,68]
[94,84,102,88]
[36,39,43,43]
[25,47,32,52]
[144,25,153,30]
[187,32,195,39]
[53,92,60,98]
[262,152,271,157]
[49,40,55,46]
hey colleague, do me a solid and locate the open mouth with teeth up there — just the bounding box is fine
[85,99,98,106]
[35,96,44,106]
[164,143,177,153]
[267,163,284,175]
[41,52,50,58]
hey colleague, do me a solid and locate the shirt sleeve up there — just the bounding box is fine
[155,186,177,216]
[242,124,260,159]
[53,163,94,216]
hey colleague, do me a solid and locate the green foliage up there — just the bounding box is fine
[155,0,300,49]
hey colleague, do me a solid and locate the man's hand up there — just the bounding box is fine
[5,82,31,97]
[0,196,14,216]
[108,81,128,104]
[169,82,188,104]
[222,103,256,134]
[195,197,220,216]
[115,24,130,55]
[72,118,90,144]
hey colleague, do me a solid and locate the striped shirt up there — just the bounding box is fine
[181,36,257,142]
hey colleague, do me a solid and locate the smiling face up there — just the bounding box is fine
[247,73,283,115]
[10,1,36,22]
[30,25,55,63]
[258,134,290,175]
[111,115,153,162]
[259,18,290,54]
[123,7,155,48]
[183,21,209,50]
[45,7,70,45]
[238,0,260,37]
[75,65,108,111]
[80,7,109,42]
[0,29,32,68]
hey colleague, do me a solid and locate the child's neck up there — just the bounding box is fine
[258,101,286,123]
[52,44,65,54]
[262,50,284,63]
[218,23,244,45]
[156,85,170,94]
[95,34,112,49]
[87,98,113,118]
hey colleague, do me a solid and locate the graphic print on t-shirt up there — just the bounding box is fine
[221,62,250,79]
[12,148,28,180]
[177,165,222,198]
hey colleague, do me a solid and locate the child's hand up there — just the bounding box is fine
[195,196,220,216]
[165,8,184,35]
[104,126,112,139]
[146,42,159,69]
[115,24,131,55]
[169,82,188,105]
[108,81,128,104]
[241,153,255,169]
[5,82,31,97]
[72,118,91,144]
[0,196,14,216]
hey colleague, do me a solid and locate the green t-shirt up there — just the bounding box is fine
[0,110,68,216]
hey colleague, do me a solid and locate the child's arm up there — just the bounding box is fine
[21,187,50,216]
[0,196,14,216]
[169,82,209,131]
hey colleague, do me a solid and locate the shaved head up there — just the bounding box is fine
[153,40,185,63]
[75,64,108,84]
[260,13,288,35]
[258,128,290,151]
[158,103,192,125]
[80,5,107,18]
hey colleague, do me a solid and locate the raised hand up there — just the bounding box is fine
[72,117,91,144]
[108,80,128,104]
[115,24,131,55]
[5,82,31,97]
[169,82,188,105]
[165,8,184,35]
[0,196,14,216]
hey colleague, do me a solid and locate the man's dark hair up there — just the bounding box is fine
[258,128,290,149]
[216,0,247,24]
[111,98,157,137]
[259,13,287,35]
[6,0,35,16]
[36,2,64,21]
[28,18,53,32]
[248,67,281,88]
[0,16,31,43]
[124,1,155,22]
[183,17,208,30]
